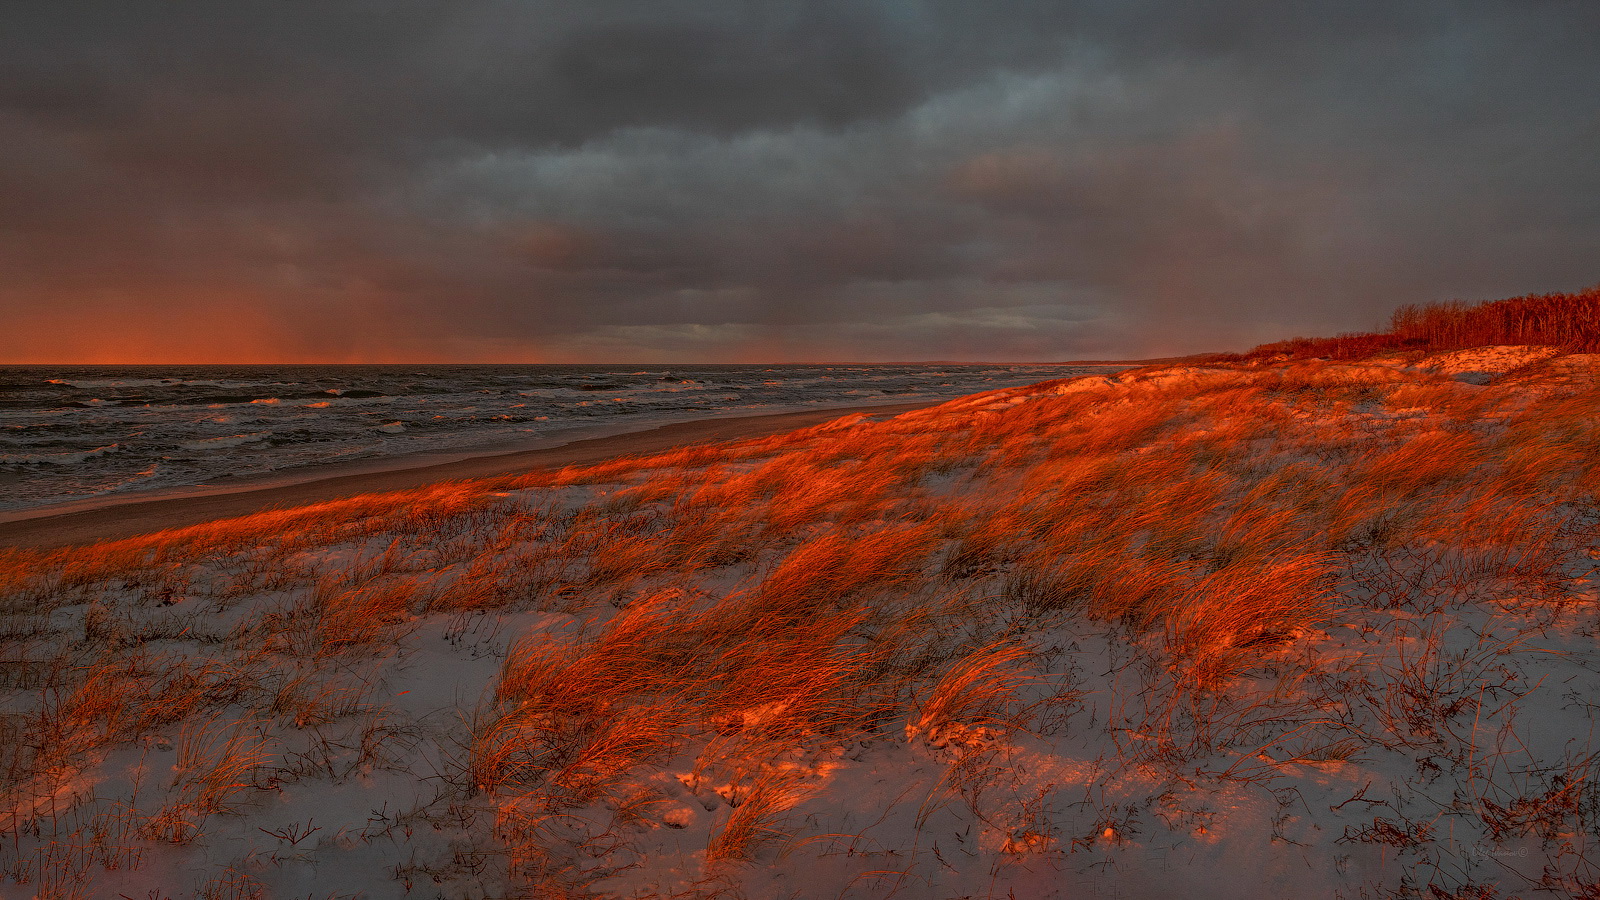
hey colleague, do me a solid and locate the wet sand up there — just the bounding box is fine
[0,402,933,550]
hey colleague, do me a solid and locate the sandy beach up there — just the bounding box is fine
[4,1,1595,891]
[0,401,932,550]
[5,343,1600,898]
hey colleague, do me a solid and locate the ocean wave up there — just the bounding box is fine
[302,388,388,399]
[46,378,170,388]
[0,363,1110,514]
[196,394,288,406]
[131,391,375,408]
[177,431,273,451]
[0,443,119,466]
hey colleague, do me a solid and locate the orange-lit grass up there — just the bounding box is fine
[475,528,932,799]
[140,717,268,844]
[1348,427,1489,497]
[1163,553,1336,690]
[7,353,1600,893]
[306,573,427,657]
[704,767,818,863]
[910,641,1034,743]
[470,524,952,885]
[3,651,262,837]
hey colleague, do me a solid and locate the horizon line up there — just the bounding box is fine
[0,357,1193,368]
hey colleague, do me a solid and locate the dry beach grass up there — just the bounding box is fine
[4,341,1600,897]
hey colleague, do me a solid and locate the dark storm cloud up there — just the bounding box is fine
[2,1,1597,361]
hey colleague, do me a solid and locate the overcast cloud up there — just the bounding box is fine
[3,1,1597,362]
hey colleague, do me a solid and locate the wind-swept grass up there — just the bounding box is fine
[5,344,1600,896]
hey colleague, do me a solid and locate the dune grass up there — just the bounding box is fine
[3,348,1600,897]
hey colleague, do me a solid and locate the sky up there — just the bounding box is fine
[3,1,1597,364]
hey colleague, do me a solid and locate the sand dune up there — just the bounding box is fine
[3,355,1600,898]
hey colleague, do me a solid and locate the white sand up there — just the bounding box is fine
[5,355,1600,898]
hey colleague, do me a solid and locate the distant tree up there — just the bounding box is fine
[1231,285,1600,361]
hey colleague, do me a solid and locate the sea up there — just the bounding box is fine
[0,363,1119,515]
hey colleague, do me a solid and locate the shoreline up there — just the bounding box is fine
[0,401,933,550]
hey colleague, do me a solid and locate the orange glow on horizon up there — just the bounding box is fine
[7,289,555,365]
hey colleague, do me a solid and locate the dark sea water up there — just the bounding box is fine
[0,363,1118,514]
